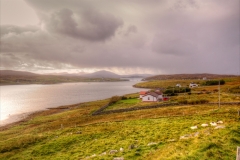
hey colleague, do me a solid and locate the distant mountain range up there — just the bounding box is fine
[0,70,37,76]
[46,70,152,78]
[0,70,152,79]
[1,70,238,80]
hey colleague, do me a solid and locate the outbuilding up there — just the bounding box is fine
[189,83,198,88]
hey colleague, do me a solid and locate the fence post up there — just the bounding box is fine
[237,146,240,160]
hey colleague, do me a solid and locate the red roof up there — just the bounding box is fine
[140,91,147,95]
[142,92,162,98]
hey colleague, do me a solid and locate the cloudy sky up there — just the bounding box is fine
[0,0,239,75]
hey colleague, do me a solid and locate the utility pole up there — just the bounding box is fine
[219,80,220,108]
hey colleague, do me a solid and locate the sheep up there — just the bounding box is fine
[210,122,217,126]
[201,123,208,127]
[217,120,223,124]
[190,126,198,130]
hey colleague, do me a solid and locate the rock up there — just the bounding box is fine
[120,148,124,152]
[90,154,96,157]
[167,139,175,142]
[180,134,191,140]
[214,125,225,129]
[193,132,199,137]
[75,131,82,134]
[217,120,223,124]
[210,122,217,126]
[204,129,211,135]
[129,144,135,150]
[109,150,118,154]
[113,157,124,160]
[201,123,208,127]
[190,126,198,130]
[100,152,106,156]
[147,142,157,146]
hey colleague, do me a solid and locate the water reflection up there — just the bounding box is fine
[0,80,145,125]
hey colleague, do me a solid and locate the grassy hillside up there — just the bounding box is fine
[144,73,237,81]
[0,77,239,160]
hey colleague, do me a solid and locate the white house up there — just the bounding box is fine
[142,92,163,102]
[189,83,198,88]
[176,84,181,87]
[139,91,148,99]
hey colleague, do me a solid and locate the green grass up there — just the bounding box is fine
[106,98,141,110]
[0,103,239,160]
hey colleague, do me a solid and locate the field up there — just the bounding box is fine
[0,76,239,160]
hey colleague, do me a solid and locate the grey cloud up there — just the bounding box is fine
[0,0,239,74]
[44,8,123,41]
[0,25,38,37]
[124,25,137,36]
[152,33,196,55]
[172,0,199,10]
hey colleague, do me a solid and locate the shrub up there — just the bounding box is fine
[109,96,121,104]
[178,99,209,104]
[229,86,240,93]
[164,87,191,94]
[203,79,225,86]
[121,96,128,100]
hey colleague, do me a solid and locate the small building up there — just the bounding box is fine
[203,77,207,80]
[139,91,148,99]
[176,84,181,87]
[189,82,198,88]
[163,97,170,101]
[142,92,163,102]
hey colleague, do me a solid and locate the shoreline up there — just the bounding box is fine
[0,79,130,86]
[0,101,86,131]
[0,95,131,130]
[0,89,144,130]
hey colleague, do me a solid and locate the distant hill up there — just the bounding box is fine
[144,73,238,80]
[46,72,86,77]
[121,74,153,78]
[83,70,121,78]
[83,70,153,79]
[0,69,152,79]
[0,70,38,77]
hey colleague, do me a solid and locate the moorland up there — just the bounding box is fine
[0,75,239,160]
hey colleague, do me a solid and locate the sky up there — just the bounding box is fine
[0,0,239,75]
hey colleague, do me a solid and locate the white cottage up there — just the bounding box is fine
[142,92,163,102]
[189,83,198,88]
[176,84,181,87]
[139,91,148,99]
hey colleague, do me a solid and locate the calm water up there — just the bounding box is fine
[0,79,145,125]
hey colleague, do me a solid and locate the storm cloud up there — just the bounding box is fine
[0,0,239,74]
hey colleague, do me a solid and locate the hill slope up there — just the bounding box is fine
[145,73,237,80]
[0,70,38,76]
[83,70,121,78]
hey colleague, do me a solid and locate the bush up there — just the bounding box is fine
[164,87,191,94]
[109,96,121,104]
[178,99,209,104]
[121,96,128,100]
[203,79,225,86]
[229,86,240,93]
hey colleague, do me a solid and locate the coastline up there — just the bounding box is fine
[0,102,85,131]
